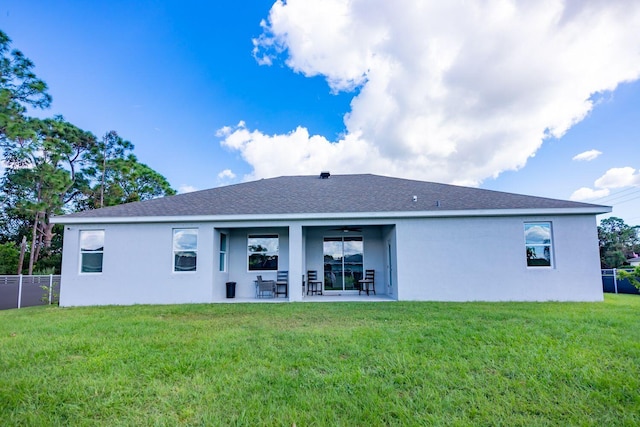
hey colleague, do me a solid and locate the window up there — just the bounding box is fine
[173,229,197,272]
[248,234,278,271]
[525,222,553,267]
[219,232,228,272]
[80,230,104,273]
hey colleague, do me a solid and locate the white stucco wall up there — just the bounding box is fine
[59,224,295,306]
[394,215,603,301]
[60,222,216,306]
[58,213,604,306]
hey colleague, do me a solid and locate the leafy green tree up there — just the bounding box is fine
[603,251,628,270]
[0,241,20,274]
[0,30,175,273]
[1,29,55,272]
[0,189,32,243]
[99,155,176,204]
[598,217,640,268]
[0,29,51,140]
[92,130,134,208]
[1,116,97,272]
[76,131,175,210]
[617,266,640,291]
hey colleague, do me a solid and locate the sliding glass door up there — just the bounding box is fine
[323,236,363,291]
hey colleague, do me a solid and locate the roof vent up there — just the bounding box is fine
[320,171,331,179]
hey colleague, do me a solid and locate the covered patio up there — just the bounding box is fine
[215,223,398,302]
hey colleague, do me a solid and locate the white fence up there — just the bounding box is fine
[0,275,61,310]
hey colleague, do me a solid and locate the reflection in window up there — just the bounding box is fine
[525,222,553,267]
[173,229,197,272]
[248,234,278,271]
[80,230,105,273]
[324,236,363,291]
[219,233,227,272]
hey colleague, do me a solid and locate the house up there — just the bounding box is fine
[628,257,640,267]
[51,173,611,306]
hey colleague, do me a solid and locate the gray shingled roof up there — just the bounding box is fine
[56,174,609,219]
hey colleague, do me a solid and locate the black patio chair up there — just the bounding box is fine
[275,270,288,297]
[306,270,323,295]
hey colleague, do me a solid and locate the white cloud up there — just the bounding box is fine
[572,149,602,162]
[570,187,609,201]
[594,167,640,188]
[219,123,384,181]
[178,185,198,194]
[570,167,640,201]
[217,169,236,180]
[223,0,640,185]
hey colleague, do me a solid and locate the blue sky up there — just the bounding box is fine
[2,1,639,225]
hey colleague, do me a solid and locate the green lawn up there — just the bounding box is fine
[1,295,639,426]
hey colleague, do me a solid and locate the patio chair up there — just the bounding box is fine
[275,270,288,298]
[256,275,276,298]
[307,270,323,295]
[358,269,375,295]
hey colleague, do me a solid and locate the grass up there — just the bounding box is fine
[1,295,639,426]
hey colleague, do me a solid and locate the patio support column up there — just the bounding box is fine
[288,223,303,301]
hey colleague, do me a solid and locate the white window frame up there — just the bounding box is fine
[219,232,228,272]
[79,230,105,274]
[247,234,279,272]
[524,222,554,268]
[173,228,198,273]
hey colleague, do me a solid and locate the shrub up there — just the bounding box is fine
[0,242,20,274]
[617,266,640,290]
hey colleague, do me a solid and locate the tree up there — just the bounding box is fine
[617,266,640,291]
[99,155,176,204]
[0,30,175,273]
[1,116,97,273]
[76,132,175,210]
[598,217,640,268]
[1,29,56,273]
[92,130,134,208]
[1,119,175,272]
[0,29,51,140]
[0,241,20,274]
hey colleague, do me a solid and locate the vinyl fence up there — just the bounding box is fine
[0,275,61,310]
[601,269,640,295]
